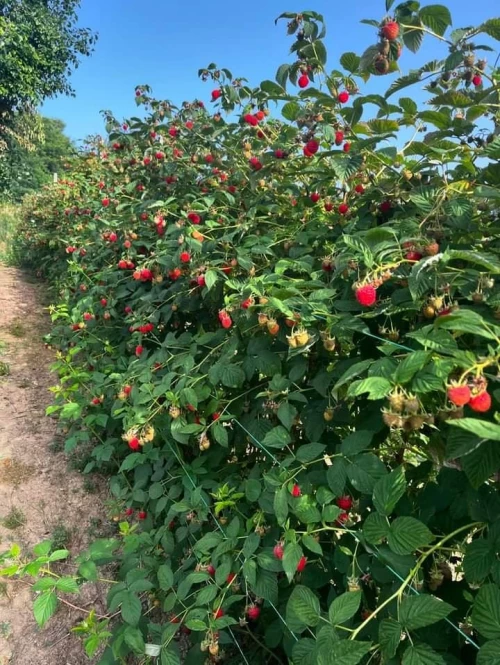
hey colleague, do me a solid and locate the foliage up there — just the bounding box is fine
[0,116,75,201]
[4,2,500,664]
[0,0,97,116]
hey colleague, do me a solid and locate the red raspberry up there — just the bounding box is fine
[123,385,132,396]
[298,74,309,88]
[343,142,351,153]
[244,113,258,126]
[310,192,321,203]
[305,139,319,154]
[226,573,236,585]
[100,298,107,306]
[168,127,178,137]
[405,251,423,262]
[125,508,134,516]
[207,565,216,576]
[296,556,307,572]
[338,91,349,104]
[109,232,117,242]
[188,212,201,224]
[91,397,100,405]
[324,202,333,212]
[472,75,482,87]
[335,131,344,145]
[221,315,232,329]
[211,89,222,101]
[212,412,221,421]
[155,151,165,160]
[102,198,110,207]
[380,200,392,214]
[273,543,284,560]
[129,437,140,450]
[338,203,349,215]
[185,120,194,130]
[291,484,301,497]
[447,384,471,406]
[274,149,285,159]
[355,184,365,194]
[135,345,144,356]
[336,495,352,511]
[214,608,224,619]
[255,110,265,121]
[169,268,182,280]
[138,510,147,520]
[249,157,262,170]
[247,605,261,621]
[118,260,128,270]
[469,391,492,412]
[336,512,350,525]
[355,284,377,307]
[205,154,214,163]
[197,275,206,287]
[382,21,400,41]
[180,251,191,263]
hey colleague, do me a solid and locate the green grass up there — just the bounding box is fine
[0,203,21,262]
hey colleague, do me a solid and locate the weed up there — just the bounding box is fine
[7,320,26,338]
[1,507,26,530]
[51,522,72,549]
[0,361,10,376]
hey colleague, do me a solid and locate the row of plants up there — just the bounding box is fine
[3,2,500,663]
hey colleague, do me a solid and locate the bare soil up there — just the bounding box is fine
[0,265,108,665]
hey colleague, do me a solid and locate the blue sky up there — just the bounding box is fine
[41,0,499,143]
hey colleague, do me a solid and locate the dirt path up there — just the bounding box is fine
[0,265,107,665]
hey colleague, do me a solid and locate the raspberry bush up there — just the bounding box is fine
[5,2,500,664]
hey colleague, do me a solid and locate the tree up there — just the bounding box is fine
[0,116,74,200]
[0,0,97,117]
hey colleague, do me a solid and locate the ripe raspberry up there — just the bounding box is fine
[123,385,132,396]
[298,74,309,89]
[102,198,110,207]
[169,268,182,280]
[255,110,265,121]
[100,298,107,306]
[207,564,216,576]
[405,251,423,262]
[447,383,471,406]
[214,608,224,619]
[188,212,201,224]
[155,151,165,160]
[343,142,351,153]
[324,202,333,212]
[135,345,144,356]
[129,437,140,450]
[125,507,134,516]
[274,149,285,159]
[205,154,214,163]
[310,192,321,203]
[91,397,100,405]
[138,510,147,520]
[197,274,206,287]
[338,91,349,104]
[180,251,191,263]
[336,495,352,511]
[335,131,344,145]
[472,75,482,87]
[355,184,365,194]
[211,89,222,101]
[338,203,349,215]
[291,483,301,497]
[247,605,261,621]
[249,157,262,170]
[380,200,392,213]
[296,556,307,572]
[273,542,284,560]
[336,512,350,525]
[469,391,492,413]
[382,21,400,41]
[185,120,194,130]
[355,284,377,307]
[212,412,221,420]
[109,232,117,242]
[244,113,258,126]
[305,139,319,154]
[221,315,232,329]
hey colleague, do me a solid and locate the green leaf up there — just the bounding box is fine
[161,644,181,665]
[341,430,373,456]
[33,591,58,627]
[363,512,390,544]
[78,560,98,581]
[477,640,500,665]
[282,101,301,121]
[245,479,261,502]
[373,466,407,516]
[379,618,402,659]
[448,419,500,442]
[340,52,360,73]
[328,641,372,665]
[274,486,289,526]
[328,591,361,625]
[402,643,445,665]
[121,591,143,626]
[302,534,322,555]
[158,565,174,590]
[463,539,495,584]
[204,269,218,290]
[219,364,245,388]
[347,377,392,400]
[347,454,387,494]
[400,595,454,630]
[286,585,321,629]
[277,402,297,430]
[282,543,304,584]
[56,577,79,594]
[262,425,291,449]
[436,310,498,340]
[472,584,500,639]
[193,532,222,553]
[388,517,433,555]
[292,638,317,665]
[327,459,347,496]
[123,626,145,655]
[296,443,326,462]
[419,5,452,36]
[462,441,500,489]
[49,549,70,562]
[394,352,430,384]
[481,18,500,41]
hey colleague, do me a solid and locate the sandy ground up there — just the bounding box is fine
[0,265,108,665]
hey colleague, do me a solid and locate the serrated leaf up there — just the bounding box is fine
[274,486,289,526]
[347,377,392,400]
[363,512,390,544]
[379,618,402,659]
[292,638,316,665]
[262,425,291,449]
[282,543,303,584]
[402,643,445,665]
[472,584,500,639]
[33,591,58,627]
[124,626,145,654]
[481,18,500,41]
[388,517,433,555]
[463,539,495,584]
[400,595,454,630]
[327,459,347,496]
[286,585,321,628]
[328,591,361,625]
[447,419,500,442]
[121,591,142,626]
[477,640,500,665]
[219,364,245,388]
[328,641,372,665]
[373,466,407,516]
[340,52,361,73]
[158,565,174,591]
[419,5,452,36]
[462,441,500,489]
[282,101,301,122]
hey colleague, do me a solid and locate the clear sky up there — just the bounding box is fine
[41,0,499,143]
